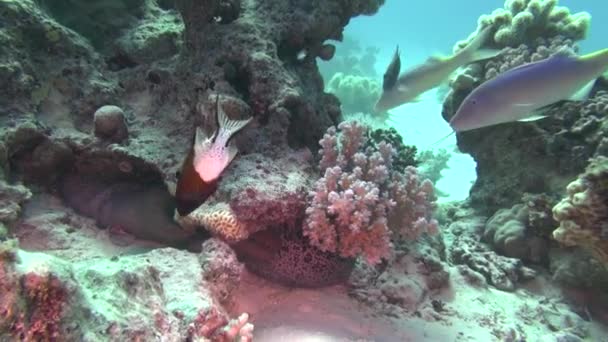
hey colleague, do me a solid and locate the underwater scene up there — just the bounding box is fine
[1,0,608,341]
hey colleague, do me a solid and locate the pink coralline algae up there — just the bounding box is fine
[304,120,439,265]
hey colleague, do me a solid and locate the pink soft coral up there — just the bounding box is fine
[304,120,438,264]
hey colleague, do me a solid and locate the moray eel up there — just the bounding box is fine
[60,173,196,247]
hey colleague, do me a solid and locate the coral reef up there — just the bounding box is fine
[366,127,419,170]
[451,231,537,291]
[0,0,388,338]
[0,180,32,224]
[2,0,608,339]
[453,0,589,49]
[441,0,601,214]
[176,151,313,242]
[234,228,356,288]
[93,105,129,142]
[549,248,608,290]
[0,238,251,340]
[326,72,381,115]
[417,148,451,185]
[445,214,537,292]
[483,193,557,263]
[304,120,438,264]
[318,34,380,81]
[552,156,608,265]
[172,0,385,151]
[349,236,449,314]
[199,239,244,306]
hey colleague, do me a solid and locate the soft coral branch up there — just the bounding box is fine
[304,120,438,264]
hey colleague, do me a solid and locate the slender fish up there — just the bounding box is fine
[450,47,608,132]
[374,26,500,112]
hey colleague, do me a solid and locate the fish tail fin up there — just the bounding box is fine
[579,47,608,70]
[214,94,253,146]
[459,26,501,64]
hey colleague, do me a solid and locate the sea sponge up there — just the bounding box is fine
[177,203,249,243]
[552,156,608,265]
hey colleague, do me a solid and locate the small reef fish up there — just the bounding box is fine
[175,96,252,216]
[449,47,608,132]
[374,26,500,113]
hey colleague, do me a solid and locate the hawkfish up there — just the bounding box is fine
[374,26,500,112]
[450,47,608,132]
[175,95,252,216]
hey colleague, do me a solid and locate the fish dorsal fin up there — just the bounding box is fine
[214,97,253,147]
[426,55,445,63]
[567,79,596,101]
[504,61,544,74]
[513,103,537,110]
[551,46,577,58]
[397,84,409,93]
[195,127,209,146]
[382,46,401,91]
[227,140,239,164]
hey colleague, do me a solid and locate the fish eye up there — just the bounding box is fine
[471,99,477,105]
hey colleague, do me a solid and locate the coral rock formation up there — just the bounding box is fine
[552,156,608,265]
[0,239,251,340]
[442,0,600,214]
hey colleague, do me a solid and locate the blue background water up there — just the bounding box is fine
[325,0,606,201]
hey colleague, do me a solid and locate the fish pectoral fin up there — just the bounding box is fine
[515,103,554,122]
[513,103,536,108]
[227,141,239,163]
[426,55,445,63]
[397,84,409,93]
[552,46,577,58]
[517,114,548,122]
[567,79,596,101]
[470,49,502,63]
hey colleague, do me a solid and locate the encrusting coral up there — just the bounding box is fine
[552,156,608,266]
[304,120,438,264]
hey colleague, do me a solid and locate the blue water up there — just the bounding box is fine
[322,0,607,202]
